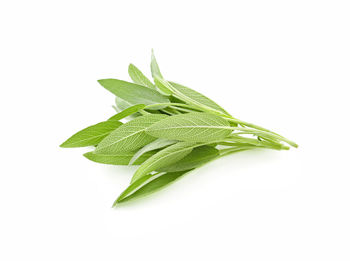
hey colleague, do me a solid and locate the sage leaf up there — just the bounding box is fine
[108,104,145,121]
[60,120,122,148]
[131,142,197,183]
[61,50,298,207]
[169,81,231,116]
[98,79,169,106]
[128,64,155,89]
[113,174,154,206]
[146,112,232,142]
[150,49,163,79]
[83,151,157,165]
[116,170,190,204]
[129,138,178,165]
[154,76,174,96]
[96,114,168,154]
[159,145,219,172]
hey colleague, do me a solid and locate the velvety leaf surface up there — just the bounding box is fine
[159,145,219,172]
[129,138,177,165]
[60,120,122,148]
[98,79,169,106]
[131,142,197,183]
[83,151,157,165]
[169,81,230,116]
[96,114,168,154]
[117,170,190,204]
[108,104,145,121]
[146,112,232,142]
[128,64,155,89]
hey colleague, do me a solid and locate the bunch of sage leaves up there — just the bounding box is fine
[61,51,297,206]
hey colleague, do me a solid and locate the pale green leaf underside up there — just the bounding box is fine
[169,81,230,116]
[154,77,173,96]
[116,170,190,205]
[146,112,232,142]
[114,174,154,206]
[83,151,157,165]
[96,114,168,154]
[151,49,163,79]
[98,79,169,106]
[159,145,219,172]
[108,104,145,121]
[60,120,122,148]
[131,141,197,183]
[128,64,155,89]
[129,138,177,165]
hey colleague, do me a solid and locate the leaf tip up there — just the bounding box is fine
[112,197,124,207]
[59,140,71,148]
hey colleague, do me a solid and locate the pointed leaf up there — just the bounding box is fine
[113,174,154,206]
[116,170,190,205]
[83,151,157,165]
[151,49,163,79]
[159,145,219,172]
[169,81,231,116]
[154,76,173,96]
[96,114,168,154]
[128,64,155,89]
[98,79,169,106]
[108,104,145,121]
[131,142,197,183]
[146,112,232,142]
[60,120,122,148]
[129,138,177,165]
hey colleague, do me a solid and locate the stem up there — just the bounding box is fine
[169,106,197,113]
[218,146,255,157]
[145,102,202,111]
[224,117,298,148]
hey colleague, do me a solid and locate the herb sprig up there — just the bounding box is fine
[61,51,297,206]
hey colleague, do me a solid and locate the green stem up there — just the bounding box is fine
[224,117,298,148]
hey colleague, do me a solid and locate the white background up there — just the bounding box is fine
[1,1,349,260]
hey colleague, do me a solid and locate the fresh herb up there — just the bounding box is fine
[61,50,298,206]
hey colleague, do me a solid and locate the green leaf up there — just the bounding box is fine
[113,174,154,206]
[60,120,122,148]
[169,81,231,116]
[131,142,197,183]
[159,145,219,172]
[115,170,190,205]
[154,76,173,96]
[95,114,168,154]
[108,104,145,121]
[146,112,232,142]
[129,138,177,165]
[83,151,157,165]
[98,79,169,106]
[114,96,134,112]
[128,64,155,89]
[150,49,163,79]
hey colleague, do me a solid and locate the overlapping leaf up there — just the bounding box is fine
[128,64,155,89]
[98,79,169,106]
[60,120,122,148]
[115,170,190,205]
[131,141,198,183]
[61,50,297,207]
[96,114,167,154]
[146,112,232,142]
[169,81,231,116]
[159,145,219,172]
[84,151,157,165]
[108,104,145,121]
[129,138,177,165]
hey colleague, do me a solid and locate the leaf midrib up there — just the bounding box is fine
[97,128,147,152]
[149,125,233,131]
